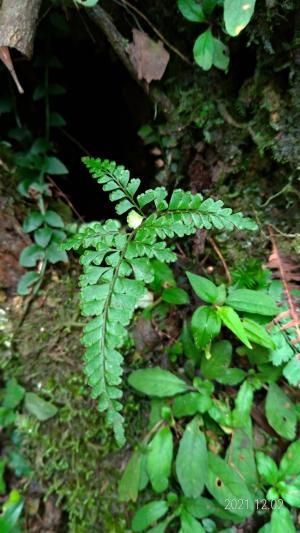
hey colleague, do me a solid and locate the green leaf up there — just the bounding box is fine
[279,479,300,507]
[74,0,99,5]
[128,368,189,397]
[30,137,50,154]
[118,451,142,502]
[232,381,254,428]
[224,0,256,37]
[162,287,189,305]
[217,306,252,348]
[270,505,296,533]
[226,289,277,316]
[9,450,31,477]
[283,357,300,387]
[181,321,199,361]
[49,111,66,127]
[44,156,68,175]
[201,340,232,379]
[226,421,258,490]
[269,331,294,366]
[193,29,215,71]
[132,258,154,283]
[23,211,44,232]
[150,260,175,292]
[17,272,40,295]
[187,272,218,303]
[172,392,211,418]
[192,307,221,349]
[203,0,219,15]
[19,244,44,267]
[205,452,254,517]
[46,242,68,264]
[24,393,58,421]
[256,452,278,485]
[183,495,241,522]
[178,0,205,22]
[176,417,208,498]
[34,227,53,248]
[279,440,300,479]
[33,84,45,100]
[180,509,205,533]
[213,38,230,71]
[217,368,246,386]
[242,318,276,349]
[147,519,170,533]
[147,427,173,493]
[48,83,66,96]
[0,497,23,533]
[44,210,64,228]
[0,407,16,428]
[2,379,25,409]
[265,383,297,440]
[132,501,169,532]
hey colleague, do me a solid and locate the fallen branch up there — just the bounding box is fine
[86,4,174,116]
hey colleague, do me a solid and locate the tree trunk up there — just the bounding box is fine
[0,0,42,58]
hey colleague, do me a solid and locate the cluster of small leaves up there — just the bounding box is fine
[187,272,277,352]
[178,0,256,71]
[0,378,58,531]
[2,51,70,295]
[120,272,300,531]
[63,157,256,444]
[18,195,68,295]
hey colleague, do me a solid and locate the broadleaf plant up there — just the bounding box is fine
[178,0,257,71]
[63,157,257,444]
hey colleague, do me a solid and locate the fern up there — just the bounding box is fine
[63,157,257,445]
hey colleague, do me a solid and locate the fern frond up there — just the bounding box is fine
[83,157,143,216]
[138,190,257,240]
[63,157,258,444]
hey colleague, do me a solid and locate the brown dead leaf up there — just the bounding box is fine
[127,29,170,84]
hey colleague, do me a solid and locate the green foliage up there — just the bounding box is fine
[224,0,256,37]
[178,0,256,71]
[187,272,277,353]
[0,49,69,296]
[0,378,38,532]
[63,157,256,444]
[121,255,300,530]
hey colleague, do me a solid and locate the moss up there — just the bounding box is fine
[2,272,141,532]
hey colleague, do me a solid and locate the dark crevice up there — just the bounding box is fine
[2,8,156,221]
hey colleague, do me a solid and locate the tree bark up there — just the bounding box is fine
[0,0,42,58]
